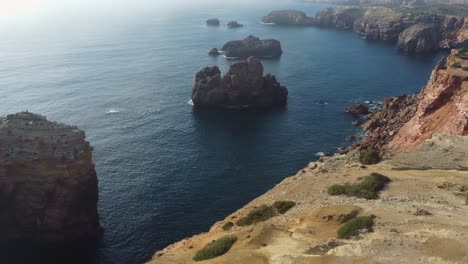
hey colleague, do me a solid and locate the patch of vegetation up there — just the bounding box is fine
[462,67,468,71]
[193,236,238,261]
[359,150,381,165]
[451,62,462,68]
[327,173,391,199]
[222,222,234,231]
[236,205,277,226]
[273,201,296,214]
[337,216,375,239]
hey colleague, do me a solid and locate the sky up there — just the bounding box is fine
[0,0,279,20]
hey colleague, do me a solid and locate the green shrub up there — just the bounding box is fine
[359,150,381,165]
[337,216,374,239]
[236,205,277,226]
[327,184,348,195]
[327,173,391,199]
[273,201,296,214]
[222,222,234,231]
[193,236,238,261]
[463,67,468,71]
[451,62,462,68]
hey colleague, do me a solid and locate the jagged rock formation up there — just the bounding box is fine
[206,18,220,26]
[361,50,468,154]
[227,21,243,28]
[221,35,282,58]
[361,95,419,151]
[0,112,100,242]
[191,56,288,109]
[311,6,468,52]
[261,10,314,25]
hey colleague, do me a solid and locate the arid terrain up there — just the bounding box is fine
[150,135,468,264]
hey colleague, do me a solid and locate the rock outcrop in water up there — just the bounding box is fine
[0,112,100,243]
[191,56,288,109]
[222,35,282,58]
[227,21,243,28]
[208,48,220,56]
[206,18,220,26]
[361,50,468,154]
[311,6,468,53]
[261,10,314,25]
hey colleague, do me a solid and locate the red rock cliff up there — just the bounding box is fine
[386,50,468,153]
[0,112,100,242]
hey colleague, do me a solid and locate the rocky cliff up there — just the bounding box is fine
[261,10,315,25]
[312,6,467,52]
[192,56,288,109]
[0,112,100,243]
[386,50,468,153]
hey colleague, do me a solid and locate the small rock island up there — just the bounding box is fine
[261,10,314,25]
[0,112,100,243]
[206,18,220,26]
[192,56,288,109]
[227,21,243,28]
[222,35,282,58]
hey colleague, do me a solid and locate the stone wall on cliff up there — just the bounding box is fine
[0,112,100,242]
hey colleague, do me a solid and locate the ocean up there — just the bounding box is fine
[0,1,446,263]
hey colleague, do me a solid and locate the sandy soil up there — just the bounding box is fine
[149,136,468,264]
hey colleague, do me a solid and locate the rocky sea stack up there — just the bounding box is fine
[192,56,288,109]
[222,35,282,58]
[261,10,314,25]
[0,112,100,243]
[206,18,220,26]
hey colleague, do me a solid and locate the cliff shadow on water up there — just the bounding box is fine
[0,240,101,264]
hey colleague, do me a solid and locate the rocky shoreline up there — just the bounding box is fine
[262,6,467,53]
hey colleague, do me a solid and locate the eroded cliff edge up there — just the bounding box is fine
[149,51,468,263]
[361,49,468,154]
[0,112,100,243]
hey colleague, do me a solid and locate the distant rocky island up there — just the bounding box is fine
[0,112,100,244]
[192,56,288,109]
[262,6,467,53]
[219,35,282,58]
[227,21,243,28]
[206,18,220,26]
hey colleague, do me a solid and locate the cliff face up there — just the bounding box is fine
[0,112,100,242]
[386,51,468,153]
[313,6,467,52]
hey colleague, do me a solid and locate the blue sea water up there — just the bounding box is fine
[0,1,446,263]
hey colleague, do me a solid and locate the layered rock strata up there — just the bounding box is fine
[0,112,100,243]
